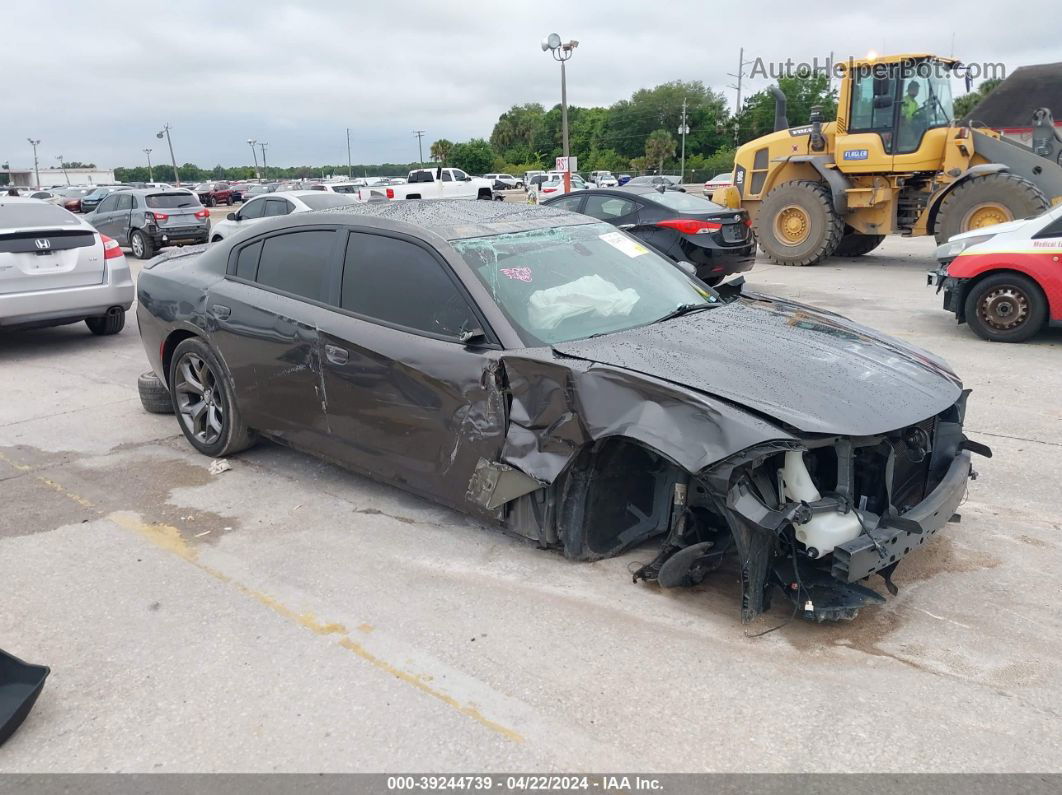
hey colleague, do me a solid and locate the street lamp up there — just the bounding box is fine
[247,138,260,181]
[56,155,70,185]
[26,138,41,189]
[143,148,153,181]
[156,124,180,187]
[257,142,269,180]
[541,34,578,191]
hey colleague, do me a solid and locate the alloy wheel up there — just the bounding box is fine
[174,353,225,445]
[131,233,144,258]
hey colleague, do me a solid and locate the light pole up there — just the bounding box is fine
[56,155,70,185]
[346,128,353,179]
[26,138,41,189]
[156,124,180,186]
[677,98,689,183]
[413,130,425,166]
[247,138,260,181]
[541,34,578,192]
[143,148,153,181]
[258,142,269,180]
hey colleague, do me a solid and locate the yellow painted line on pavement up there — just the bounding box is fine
[107,509,524,744]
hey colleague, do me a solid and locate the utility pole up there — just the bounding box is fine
[727,47,755,145]
[677,98,690,183]
[56,155,69,185]
[156,124,180,186]
[143,148,153,181]
[247,139,260,181]
[413,130,425,166]
[27,138,41,189]
[258,142,269,180]
[346,128,353,178]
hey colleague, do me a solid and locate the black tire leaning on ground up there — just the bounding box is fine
[834,229,886,257]
[169,337,256,457]
[934,173,1048,244]
[962,271,1047,343]
[129,229,155,260]
[85,309,125,336]
[753,180,844,266]
[138,371,174,414]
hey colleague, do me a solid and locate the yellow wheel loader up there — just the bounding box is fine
[715,54,1062,265]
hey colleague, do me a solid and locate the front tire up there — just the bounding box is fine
[85,309,125,336]
[754,180,843,266]
[963,272,1047,343]
[130,229,155,260]
[934,173,1047,244]
[169,338,256,457]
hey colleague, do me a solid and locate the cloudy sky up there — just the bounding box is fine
[4,0,1059,169]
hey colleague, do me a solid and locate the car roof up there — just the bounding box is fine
[316,198,595,240]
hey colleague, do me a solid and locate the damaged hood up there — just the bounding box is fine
[552,295,963,436]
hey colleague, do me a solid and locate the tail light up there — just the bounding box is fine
[100,234,123,260]
[194,209,208,219]
[743,217,752,227]
[146,211,168,223]
[655,218,722,235]
[543,187,557,194]
[386,188,395,199]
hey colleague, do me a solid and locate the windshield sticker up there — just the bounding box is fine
[599,231,649,258]
[500,266,533,282]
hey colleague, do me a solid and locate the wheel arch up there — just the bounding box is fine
[161,328,204,386]
[925,164,1009,235]
[956,266,1052,324]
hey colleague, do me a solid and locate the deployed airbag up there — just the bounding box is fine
[528,275,639,330]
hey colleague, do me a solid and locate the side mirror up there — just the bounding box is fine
[459,326,487,345]
[226,212,236,221]
[463,176,472,181]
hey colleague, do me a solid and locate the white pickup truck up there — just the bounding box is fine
[355,167,494,202]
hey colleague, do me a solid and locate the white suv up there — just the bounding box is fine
[589,171,618,187]
[483,173,523,189]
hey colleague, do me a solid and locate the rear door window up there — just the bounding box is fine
[254,230,336,302]
[340,232,475,339]
[116,194,133,211]
[583,195,638,220]
[263,199,291,217]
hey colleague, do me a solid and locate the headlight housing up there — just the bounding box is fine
[935,233,996,261]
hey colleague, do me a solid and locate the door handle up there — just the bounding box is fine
[210,304,231,319]
[325,344,348,365]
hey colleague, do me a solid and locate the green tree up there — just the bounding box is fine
[735,74,838,143]
[490,103,546,155]
[954,78,1003,120]
[61,161,96,169]
[644,129,677,173]
[449,138,495,175]
[430,139,455,165]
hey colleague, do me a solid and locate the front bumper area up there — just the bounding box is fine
[928,262,970,322]
[0,260,134,328]
[832,451,972,583]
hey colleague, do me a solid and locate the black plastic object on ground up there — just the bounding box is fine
[0,648,50,746]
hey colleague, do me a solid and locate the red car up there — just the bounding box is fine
[59,187,95,213]
[194,182,233,207]
[930,203,1062,342]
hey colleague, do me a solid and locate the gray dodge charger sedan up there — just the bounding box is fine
[134,200,990,624]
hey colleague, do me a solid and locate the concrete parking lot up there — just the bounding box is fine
[1,233,1060,772]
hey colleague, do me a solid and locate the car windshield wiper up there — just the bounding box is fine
[653,302,714,324]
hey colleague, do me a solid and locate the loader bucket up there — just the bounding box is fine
[0,648,50,746]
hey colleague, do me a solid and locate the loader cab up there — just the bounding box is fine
[836,55,957,174]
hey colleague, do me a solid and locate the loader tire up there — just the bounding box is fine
[934,173,1047,244]
[754,180,844,266]
[834,229,885,257]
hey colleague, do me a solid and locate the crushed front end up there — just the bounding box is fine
[635,391,991,622]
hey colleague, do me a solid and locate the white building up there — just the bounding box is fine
[1,166,117,188]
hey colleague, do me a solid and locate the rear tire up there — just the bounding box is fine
[85,309,125,336]
[130,229,155,260]
[963,272,1047,343]
[138,371,174,414]
[834,230,885,257]
[754,180,844,266]
[934,173,1048,244]
[169,337,256,457]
